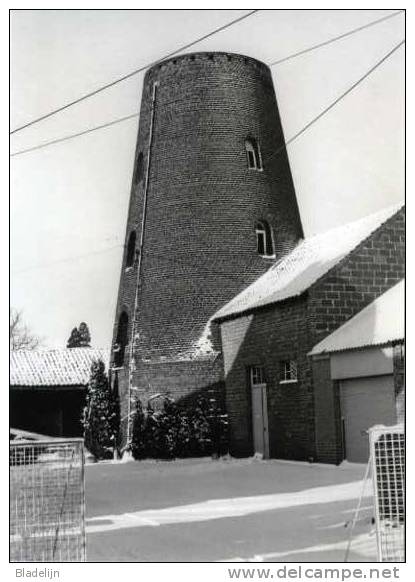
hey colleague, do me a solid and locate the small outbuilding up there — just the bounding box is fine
[309,280,404,463]
[213,204,404,464]
[10,348,108,437]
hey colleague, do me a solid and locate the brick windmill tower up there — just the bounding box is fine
[111,52,303,448]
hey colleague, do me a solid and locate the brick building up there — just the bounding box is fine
[111,51,404,460]
[111,52,303,446]
[213,205,404,463]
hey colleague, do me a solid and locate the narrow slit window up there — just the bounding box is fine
[134,152,144,185]
[114,311,129,368]
[245,138,262,171]
[126,231,136,268]
[255,221,274,256]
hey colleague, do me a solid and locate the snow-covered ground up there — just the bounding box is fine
[85,457,377,562]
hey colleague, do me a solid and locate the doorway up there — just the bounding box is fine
[250,366,269,458]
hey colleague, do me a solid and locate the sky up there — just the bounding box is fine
[10,9,405,351]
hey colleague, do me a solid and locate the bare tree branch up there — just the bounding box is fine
[10,308,42,351]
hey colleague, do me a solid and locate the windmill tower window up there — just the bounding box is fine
[113,311,129,368]
[126,231,137,269]
[256,221,274,257]
[134,152,144,185]
[245,138,262,171]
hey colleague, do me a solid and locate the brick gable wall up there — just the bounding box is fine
[308,208,405,342]
[221,296,314,459]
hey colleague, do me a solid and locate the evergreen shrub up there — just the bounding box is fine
[83,359,119,460]
[131,391,228,460]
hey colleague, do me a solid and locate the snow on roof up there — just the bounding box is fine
[309,279,404,355]
[10,347,109,387]
[213,203,403,321]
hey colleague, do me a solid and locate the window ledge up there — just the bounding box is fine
[279,379,298,385]
[259,254,276,260]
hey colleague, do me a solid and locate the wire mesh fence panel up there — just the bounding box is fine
[10,439,86,562]
[369,425,405,562]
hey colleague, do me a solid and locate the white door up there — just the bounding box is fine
[250,367,269,458]
[340,375,396,463]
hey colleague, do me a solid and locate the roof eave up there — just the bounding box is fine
[10,383,88,390]
[213,291,308,324]
[308,338,404,357]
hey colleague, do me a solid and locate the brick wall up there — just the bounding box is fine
[220,296,315,459]
[114,52,303,359]
[308,209,404,342]
[311,357,343,464]
[113,357,224,449]
[132,357,224,401]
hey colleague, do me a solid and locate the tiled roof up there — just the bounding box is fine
[213,203,403,321]
[10,348,109,387]
[309,279,404,355]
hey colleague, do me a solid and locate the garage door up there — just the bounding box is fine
[340,376,396,463]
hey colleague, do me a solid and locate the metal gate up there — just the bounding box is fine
[369,425,405,562]
[10,438,86,562]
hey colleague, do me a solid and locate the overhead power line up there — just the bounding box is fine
[11,39,405,159]
[268,9,403,66]
[10,113,140,157]
[12,244,123,275]
[10,11,404,157]
[10,95,181,157]
[10,10,259,135]
[264,40,405,163]
[10,41,405,277]
[10,9,402,138]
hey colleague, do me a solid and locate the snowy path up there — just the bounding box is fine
[217,532,377,562]
[85,458,376,562]
[87,480,371,533]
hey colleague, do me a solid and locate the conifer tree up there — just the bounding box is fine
[78,322,91,347]
[83,359,119,459]
[67,327,82,348]
[67,322,91,348]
